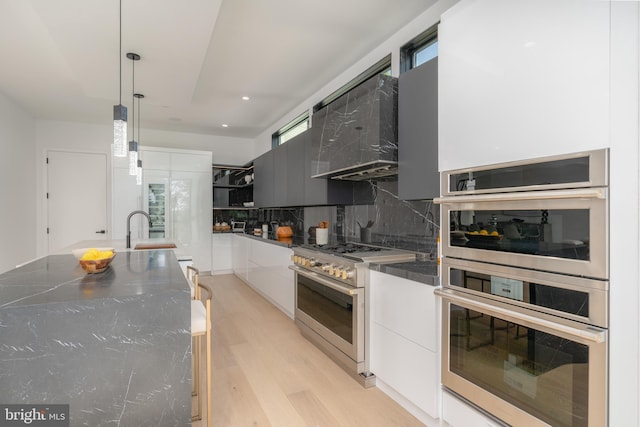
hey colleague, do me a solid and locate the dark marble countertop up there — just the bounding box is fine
[369,259,440,286]
[233,231,304,248]
[0,249,191,425]
[0,250,188,308]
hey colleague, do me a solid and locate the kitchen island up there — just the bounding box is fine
[0,249,191,426]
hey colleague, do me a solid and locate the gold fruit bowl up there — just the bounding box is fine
[465,232,503,242]
[79,253,116,274]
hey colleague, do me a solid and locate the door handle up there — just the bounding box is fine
[95,230,106,234]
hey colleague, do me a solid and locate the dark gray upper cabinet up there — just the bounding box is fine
[253,149,274,208]
[253,130,366,207]
[272,142,289,207]
[286,134,306,206]
[398,57,439,200]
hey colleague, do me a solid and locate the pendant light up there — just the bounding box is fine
[132,92,144,176]
[136,159,143,185]
[127,52,140,175]
[113,0,127,157]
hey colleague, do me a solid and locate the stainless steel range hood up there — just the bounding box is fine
[319,160,397,181]
[311,74,398,181]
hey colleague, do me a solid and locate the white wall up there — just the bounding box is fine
[0,92,36,273]
[608,3,640,425]
[34,120,254,256]
[251,0,460,157]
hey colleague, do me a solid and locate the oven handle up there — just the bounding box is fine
[435,287,606,344]
[434,187,606,204]
[289,265,362,296]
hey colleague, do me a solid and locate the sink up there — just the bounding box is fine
[134,243,177,250]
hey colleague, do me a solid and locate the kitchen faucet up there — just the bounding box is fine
[126,210,153,249]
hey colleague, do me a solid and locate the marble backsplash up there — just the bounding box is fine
[287,180,438,256]
[344,180,439,256]
[225,180,439,257]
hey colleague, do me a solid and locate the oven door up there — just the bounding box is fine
[442,257,608,328]
[436,287,607,427]
[292,266,364,363]
[437,187,608,279]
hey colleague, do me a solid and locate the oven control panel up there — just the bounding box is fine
[292,254,359,287]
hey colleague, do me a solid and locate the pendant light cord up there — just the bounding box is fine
[137,96,141,142]
[131,58,135,137]
[119,0,122,105]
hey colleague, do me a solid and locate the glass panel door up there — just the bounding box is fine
[148,183,165,238]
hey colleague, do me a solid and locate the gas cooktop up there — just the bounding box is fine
[306,243,381,253]
[300,242,415,263]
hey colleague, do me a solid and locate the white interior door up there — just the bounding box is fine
[47,150,108,253]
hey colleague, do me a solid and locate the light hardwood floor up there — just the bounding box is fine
[193,274,426,427]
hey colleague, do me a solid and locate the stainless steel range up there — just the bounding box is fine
[290,243,415,387]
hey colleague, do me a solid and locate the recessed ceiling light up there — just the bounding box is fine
[222,124,229,128]
[241,96,250,101]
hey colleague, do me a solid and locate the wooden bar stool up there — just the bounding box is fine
[189,267,212,426]
[186,266,198,399]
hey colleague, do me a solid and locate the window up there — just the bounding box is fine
[272,112,309,147]
[400,24,438,73]
[313,55,392,113]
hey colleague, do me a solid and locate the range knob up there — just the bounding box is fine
[341,269,354,280]
[328,265,335,275]
[298,257,306,266]
[293,255,299,264]
[334,267,343,278]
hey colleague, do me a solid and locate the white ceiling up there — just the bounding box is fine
[0,0,437,139]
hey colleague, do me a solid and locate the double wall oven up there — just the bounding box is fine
[290,243,414,388]
[435,149,609,427]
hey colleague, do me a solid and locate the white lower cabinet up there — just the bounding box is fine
[442,391,503,427]
[232,235,294,318]
[212,233,233,274]
[370,270,441,424]
[232,234,249,281]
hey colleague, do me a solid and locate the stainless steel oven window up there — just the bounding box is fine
[439,188,608,279]
[293,269,365,363]
[297,274,354,344]
[443,258,608,328]
[437,288,607,427]
[441,149,608,196]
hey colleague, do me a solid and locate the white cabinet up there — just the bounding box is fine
[247,238,294,318]
[112,146,212,271]
[232,234,249,281]
[212,233,233,274]
[232,235,294,318]
[142,150,171,170]
[439,0,610,171]
[171,152,211,172]
[111,157,142,240]
[170,170,212,271]
[442,391,503,427]
[370,271,440,423]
